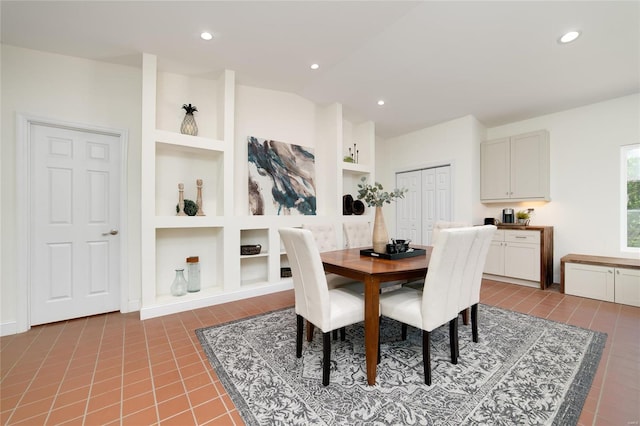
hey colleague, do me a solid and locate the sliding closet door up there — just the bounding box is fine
[396,165,451,246]
[396,170,421,244]
[423,166,451,245]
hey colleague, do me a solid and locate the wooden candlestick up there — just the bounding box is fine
[196,179,205,216]
[177,183,186,216]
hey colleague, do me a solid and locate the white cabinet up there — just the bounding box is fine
[562,255,640,307]
[485,229,540,282]
[564,263,615,302]
[484,226,555,289]
[481,130,550,202]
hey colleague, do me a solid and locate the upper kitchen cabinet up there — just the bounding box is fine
[481,130,550,202]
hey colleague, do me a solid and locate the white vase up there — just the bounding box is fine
[372,206,389,254]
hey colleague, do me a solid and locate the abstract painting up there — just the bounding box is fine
[248,136,316,215]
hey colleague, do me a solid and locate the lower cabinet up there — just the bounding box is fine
[562,255,640,307]
[483,226,554,289]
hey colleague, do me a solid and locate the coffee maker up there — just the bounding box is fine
[502,208,515,224]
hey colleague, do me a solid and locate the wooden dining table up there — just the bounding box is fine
[320,245,432,386]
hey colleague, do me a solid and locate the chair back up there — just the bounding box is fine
[458,225,496,310]
[420,227,478,331]
[431,221,471,245]
[279,228,331,328]
[343,222,371,248]
[301,223,338,252]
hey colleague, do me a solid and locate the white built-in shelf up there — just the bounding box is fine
[155,216,225,229]
[240,253,269,259]
[155,130,225,152]
[342,162,371,174]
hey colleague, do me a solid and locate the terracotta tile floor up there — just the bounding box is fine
[1,280,639,425]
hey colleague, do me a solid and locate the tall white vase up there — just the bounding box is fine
[372,206,389,254]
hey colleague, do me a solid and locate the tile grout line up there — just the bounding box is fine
[4,323,65,425]
[81,314,109,423]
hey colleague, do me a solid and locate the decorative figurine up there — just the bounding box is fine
[177,183,186,216]
[196,179,205,216]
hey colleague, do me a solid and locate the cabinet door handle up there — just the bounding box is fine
[515,236,527,239]
[608,270,613,274]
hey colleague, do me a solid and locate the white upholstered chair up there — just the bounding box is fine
[343,222,371,248]
[431,221,471,245]
[457,225,496,343]
[279,228,368,386]
[379,226,491,385]
[404,220,472,291]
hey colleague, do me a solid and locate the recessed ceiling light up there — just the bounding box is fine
[310,63,319,70]
[201,32,213,41]
[377,100,385,106]
[558,30,580,44]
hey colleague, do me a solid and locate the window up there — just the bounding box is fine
[622,144,640,250]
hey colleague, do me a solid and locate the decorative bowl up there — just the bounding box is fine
[241,244,262,255]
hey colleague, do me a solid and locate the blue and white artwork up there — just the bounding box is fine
[248,136,316,215]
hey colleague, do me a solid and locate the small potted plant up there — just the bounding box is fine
[516,210,530,225]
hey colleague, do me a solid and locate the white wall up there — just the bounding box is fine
[1,45,142,329]
[233,86,318,216]
[481,94,640,281]
[376,115,486,238]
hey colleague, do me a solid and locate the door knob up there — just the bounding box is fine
[102,229,119,236]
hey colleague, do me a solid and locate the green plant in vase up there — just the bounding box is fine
[357,177,407,253]
[516,210,530,225]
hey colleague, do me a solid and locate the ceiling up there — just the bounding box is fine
[2,1,638,139]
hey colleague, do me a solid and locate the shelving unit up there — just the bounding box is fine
[140,53,235,319]
[140,55,377,320]
[240,228,269,286]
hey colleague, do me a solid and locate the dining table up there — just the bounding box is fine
[320,245,432,386]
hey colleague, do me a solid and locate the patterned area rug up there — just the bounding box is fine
[196,305,606,426]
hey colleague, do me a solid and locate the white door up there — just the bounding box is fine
[396,165,452,246]
[422,166,451,245]
[396,170,421,243]
[30,124,121,325]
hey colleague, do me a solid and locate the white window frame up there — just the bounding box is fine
[621,143,640,252]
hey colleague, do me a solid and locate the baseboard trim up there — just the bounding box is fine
[139,281,294,320]
[483,274,540,288]
[1,321,18,336]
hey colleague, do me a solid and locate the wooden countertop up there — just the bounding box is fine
[495,225,553,231]
[561,254,640,270]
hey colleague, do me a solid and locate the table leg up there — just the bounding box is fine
[364,276,380,386]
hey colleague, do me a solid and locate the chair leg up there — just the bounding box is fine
[449,317,459,364]
[322,332,331,386]
[377,317,381,365]
[401,323,408,340]
[296,315,304,358]
[461,308,469,325]
[471,303,479,343]
[340,327,346,341]
[306,321,314,342]
[422,330,431,385]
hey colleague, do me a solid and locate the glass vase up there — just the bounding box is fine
[186,256,200,292]
[171,269,188,296]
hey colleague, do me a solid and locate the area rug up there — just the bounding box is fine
[196,305,606,426]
